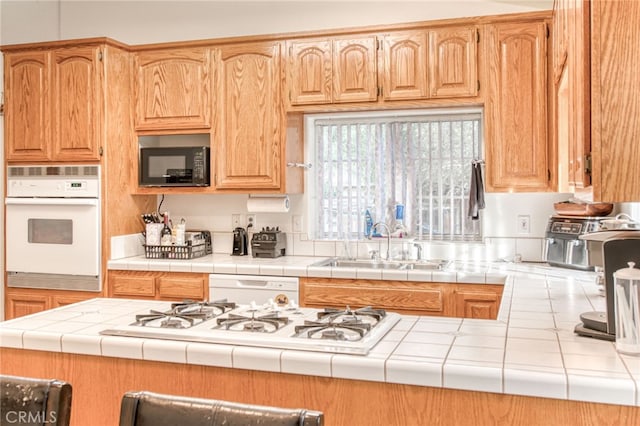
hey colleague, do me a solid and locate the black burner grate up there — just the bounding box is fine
[215,312,290,333]
[133,300,236,328]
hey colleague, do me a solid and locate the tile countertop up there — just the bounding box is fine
[107,253,520,284]
[3,262,640,408]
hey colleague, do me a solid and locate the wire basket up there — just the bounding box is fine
[144,243,207,260]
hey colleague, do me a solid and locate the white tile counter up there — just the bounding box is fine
[107,253,510,284]
[2,261,639,408]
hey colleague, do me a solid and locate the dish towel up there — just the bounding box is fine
[468,161,485,220]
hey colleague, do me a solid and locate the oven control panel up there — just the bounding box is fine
[551,222,583,235]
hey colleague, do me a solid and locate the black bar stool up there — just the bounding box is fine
[119,390,323,426]
[0,374,72,426]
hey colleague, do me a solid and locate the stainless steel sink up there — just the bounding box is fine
[310,258,450,270]
[402,260,450,270]
[313,258,405,269]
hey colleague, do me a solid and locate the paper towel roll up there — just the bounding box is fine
[247,196,290,213]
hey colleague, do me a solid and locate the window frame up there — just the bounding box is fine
[304,107,484,241]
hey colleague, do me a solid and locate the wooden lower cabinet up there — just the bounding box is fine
[300,277,503,319]
[107,270,208,301]
[5,289,99,320]
[452,284,502,319]
[3,348,639,426]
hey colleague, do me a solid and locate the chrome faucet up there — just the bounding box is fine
[413,242,423,261]
[368,222,391,260]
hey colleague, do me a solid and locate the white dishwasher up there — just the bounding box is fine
[209,274,299,306]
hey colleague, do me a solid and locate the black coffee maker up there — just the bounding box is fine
[575,232,640,341]
[231,227,248,256]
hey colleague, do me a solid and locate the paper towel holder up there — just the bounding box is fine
[247,194,290,213]
[248,194,289,199]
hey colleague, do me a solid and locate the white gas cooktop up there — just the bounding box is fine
[100,301,401,355]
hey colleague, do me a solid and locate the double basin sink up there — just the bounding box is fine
[311,257,450,271]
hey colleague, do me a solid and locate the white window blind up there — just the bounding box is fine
[311,110,482,241]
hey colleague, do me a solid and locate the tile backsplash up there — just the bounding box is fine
[120,192,587,263]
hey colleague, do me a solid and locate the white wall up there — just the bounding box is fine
[1,1,553,45]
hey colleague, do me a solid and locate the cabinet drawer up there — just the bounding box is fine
[110,274,156,298]
[303,284,445,314]
[157,276,205,300]
[300,278,449,316]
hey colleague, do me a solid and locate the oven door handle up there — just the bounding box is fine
[5,198,99,206]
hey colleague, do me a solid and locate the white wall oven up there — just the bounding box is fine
[5,165,101,291]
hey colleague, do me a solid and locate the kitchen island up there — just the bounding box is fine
[2,263,640,425]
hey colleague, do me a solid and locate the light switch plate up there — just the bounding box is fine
[517,215,531,234]
[292,215,303,233]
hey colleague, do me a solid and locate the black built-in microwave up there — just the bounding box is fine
[139,147,210,187]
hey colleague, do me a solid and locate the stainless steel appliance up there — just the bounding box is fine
[251,227,286,258]
[231,227,248,256]
[5,165,101,291]
[139,146,210,187]
[209,274,298,306]
[543,215,604,270]
[575,233,640,341]
[99,299,400,355]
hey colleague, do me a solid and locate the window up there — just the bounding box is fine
[308,108,483,241]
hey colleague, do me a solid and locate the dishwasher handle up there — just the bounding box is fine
[210,274,299,292]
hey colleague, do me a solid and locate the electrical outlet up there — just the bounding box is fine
[232,214,241,228]
[247,214,256,230]
[517,215,531,234]
[292,215,303,233]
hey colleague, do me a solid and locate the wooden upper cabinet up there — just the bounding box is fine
[333,36,378,103]
[288,39,332,105]
[428,26,478,98]
[134,48,211,130]
[5,47,103,162]
[51,46,103,161]
[485,21,550,192]
[554,0,591,193]
[214,42,283,190]
[5,51,50,161]
[287,36,377,105]
[590,0,640,202]
[381,31,428,100]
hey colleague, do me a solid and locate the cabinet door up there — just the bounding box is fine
[108,271,156,298]
[5,291,49,319]
[382,31,428,100]
[485,21,549,192]
[332,36,378,103]
[287,39,332,105]
[452,287,501,320]
[555,0,591,192]
[5,51,50,162]
[429,26,478,98]
[215,42,283,190]
[570,0,591,189]
[590,0,640,202]
[134,48,211,130]
[51,46,102,161]
[157,275,206,300]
